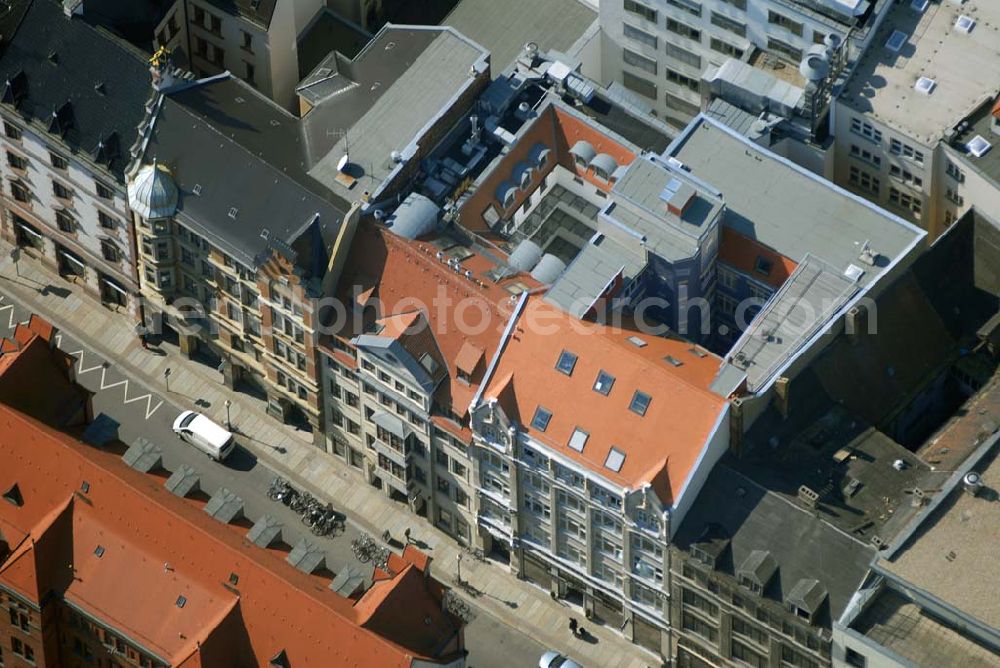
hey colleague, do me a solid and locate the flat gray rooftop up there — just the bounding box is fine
[668,117,923,280]
[952,99,1000,190]
[852,589,999,668]
[306,26,487,202]
[728,254,858,392]
[544,234,644,318]
[880,442,1000,630]
[839,0,1000,145]
[443,0,595,70]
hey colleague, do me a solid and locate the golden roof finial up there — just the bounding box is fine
[149,45,171,68]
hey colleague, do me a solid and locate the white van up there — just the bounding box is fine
[172,410,236,461]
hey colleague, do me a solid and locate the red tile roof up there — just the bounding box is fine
[485,297,727,501]
[334,223,538,417]
[0,405,463,667]
[718,227,798,289]
[0,315,89,427]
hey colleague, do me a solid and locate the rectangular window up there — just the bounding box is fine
[96,181,114,199]
[850,117,882,144]
[4,121,21,140]
[623,0,656,22]
[731,640,766,668]
[6,151,27,170]
[52,181,73,200]
[245,62,256,85]
[665,42,701,68]
[889,138,925,165]
[666,68,700,92]
[623,48,657,75]
[768,37,802,62]
[622,71,657,99]
[531,406,552,431]
[98,210,116,229]
[56,209,75,233]
[666,18,701,41]
[100,240,119,263]
[682,611,718,642]
[848,166,879,195]
[719,0,746,8]
[768,10,803,36]
[241,30,253,51]
[889,187,922,216]
[667,0,700,18]
[711,12,746,37]
[593,370,615,395]
[710,38,744,58]
[50,152,68,169]
[849,144,882,169]
[623,23,657,48]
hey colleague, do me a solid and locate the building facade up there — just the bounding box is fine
[153,0,328,110]
[0,0,150,319]
[600,0,890,130]
[832,0,1000,241]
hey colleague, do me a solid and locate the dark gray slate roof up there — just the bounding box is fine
[0,0,150,181]
[674,463,875,626]
[147,76,349,269]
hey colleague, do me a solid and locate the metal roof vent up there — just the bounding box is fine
[963,471,983,496]
[192,184,202,196]
[228,207,239,219]
[914,77,936,95]
[260,228,270,240]
[885,30,907,53]
[955,15,975,34]
[966,135,992,158]
[176,595,187,608]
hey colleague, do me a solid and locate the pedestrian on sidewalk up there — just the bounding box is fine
[134,321,149,349]
[404,528,412,544]
[569,617,579,637]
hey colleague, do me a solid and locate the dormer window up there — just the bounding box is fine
[629,390,651,416]
[531,406,552,432]
[593,370,615,395]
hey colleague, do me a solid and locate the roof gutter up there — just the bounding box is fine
[469,291,528,412]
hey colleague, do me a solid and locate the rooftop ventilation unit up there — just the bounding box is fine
[227,207,239,219]
[844,264,865,282]
[955,15,975,34]
[914,76,935,95]
[885,30,907,53]
[966,135,992,157]
[963,471,983,496]
[910,0,928,11]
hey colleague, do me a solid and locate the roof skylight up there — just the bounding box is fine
[966,135,992,158]
[629,391,651,416]
[909,0,927,12]
[556,350,578,375]
[627,336,647,348]
[593,370,615,396]
[568,428,589,452]
[885,30,907,53]
[955,15,975,34]
[914,77,935,95]
[604,447,626,473]
[531,406,552,432]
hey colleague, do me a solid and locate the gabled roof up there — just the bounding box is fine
[0,0,150,181]
[484,297,726,500]
[0,405,462,666]
[331,223,538,417]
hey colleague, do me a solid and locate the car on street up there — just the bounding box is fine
[172,410,236,461]
[538,651,582,668]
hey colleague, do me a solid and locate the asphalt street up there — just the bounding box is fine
[0,288,547,668]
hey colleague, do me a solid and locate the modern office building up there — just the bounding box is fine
[833,0,1000,240]
[599,0,893,130]
[0,0,150,319]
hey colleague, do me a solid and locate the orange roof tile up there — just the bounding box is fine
[718,227,798,289]
[0,405,463,667]
[0,316,89,427]
[485,298,727,501]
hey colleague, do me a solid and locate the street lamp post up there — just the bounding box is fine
[224,399,232,431]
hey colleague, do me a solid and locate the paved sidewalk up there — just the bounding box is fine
[0,246,662,668]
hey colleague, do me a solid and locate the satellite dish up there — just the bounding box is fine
[336,154,349,172]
